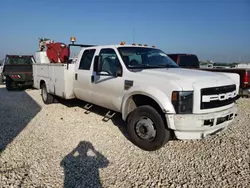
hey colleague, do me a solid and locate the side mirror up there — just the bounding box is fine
[115,65,122,77]
[94,55,102,73]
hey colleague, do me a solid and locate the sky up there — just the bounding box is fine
[0,0,249,62]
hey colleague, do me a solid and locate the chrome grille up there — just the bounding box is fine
[200,85,237,109]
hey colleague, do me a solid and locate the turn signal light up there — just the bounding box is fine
[172,91,178,101]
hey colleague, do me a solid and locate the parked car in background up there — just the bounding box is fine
[2,55,35,90]
[167,53,200,68]
[200,68,250,97]
[168,53,250,97]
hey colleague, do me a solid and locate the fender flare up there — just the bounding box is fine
[121,86,175,121]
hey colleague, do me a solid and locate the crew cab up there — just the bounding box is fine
[32,38,240,151]
[167,53,250,97]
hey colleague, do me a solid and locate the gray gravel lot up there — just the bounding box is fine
[0,84,249,188]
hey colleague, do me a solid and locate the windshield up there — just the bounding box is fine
[117,47,179,69]
[179,55,199,67]
[7,56,34,64]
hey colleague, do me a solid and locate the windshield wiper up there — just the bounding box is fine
[148,64,178,68]
[127,64,150,68]
[128,64,178,69]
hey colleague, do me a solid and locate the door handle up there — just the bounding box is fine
[91,75,94,83]
[75,73,78,80]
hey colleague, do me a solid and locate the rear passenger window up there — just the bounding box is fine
[79,49,96,70]
[167,55,178,63]
[179,55,199,67]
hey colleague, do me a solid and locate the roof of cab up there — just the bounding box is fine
[82,44,157,49]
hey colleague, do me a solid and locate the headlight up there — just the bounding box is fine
[172,91,193,114]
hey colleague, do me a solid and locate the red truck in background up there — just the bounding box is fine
[167,53,250,97]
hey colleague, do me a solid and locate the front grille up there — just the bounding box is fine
[200,84,236,109]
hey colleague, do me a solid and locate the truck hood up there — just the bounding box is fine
[135,68,234,90]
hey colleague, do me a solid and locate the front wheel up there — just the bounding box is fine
[126,105,171,151]
[41,83,54,104]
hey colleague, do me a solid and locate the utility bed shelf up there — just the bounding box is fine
[33,63,75,99]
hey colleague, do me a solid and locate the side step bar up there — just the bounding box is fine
[83,103,116,122]
[102,111,116,122]
[84,103,93,114]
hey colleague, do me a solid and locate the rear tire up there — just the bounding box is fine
[5,77,18,91]
[41,83,54,104]
[126,105,170,151]
[0,75,4,84]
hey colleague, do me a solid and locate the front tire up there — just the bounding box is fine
[127,105,170,151]
[41,83,54,104]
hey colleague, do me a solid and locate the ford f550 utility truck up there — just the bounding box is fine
[32,38,240,151]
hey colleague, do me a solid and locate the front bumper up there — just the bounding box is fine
[165,105,237,139]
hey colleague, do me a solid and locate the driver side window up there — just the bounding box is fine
[99,48,122,76]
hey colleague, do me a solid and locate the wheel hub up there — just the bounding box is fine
[135,116,156,140]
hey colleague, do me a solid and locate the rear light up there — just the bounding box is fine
[244,71,248,87]
[11,74,21,79]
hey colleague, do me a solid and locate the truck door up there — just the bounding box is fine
[73,49,96,103]
[91,48,124,112]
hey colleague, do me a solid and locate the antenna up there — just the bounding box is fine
[133,28,135,43]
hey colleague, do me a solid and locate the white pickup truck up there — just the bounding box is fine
[32,40,240,151]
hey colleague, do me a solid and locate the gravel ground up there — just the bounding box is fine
[0,84,249,188]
